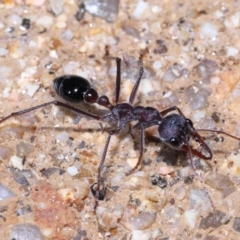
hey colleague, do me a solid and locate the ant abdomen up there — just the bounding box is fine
[53,75,99,104]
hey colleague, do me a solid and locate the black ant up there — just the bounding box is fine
[1,57,240,212]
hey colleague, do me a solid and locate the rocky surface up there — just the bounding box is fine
[0,0,240,239]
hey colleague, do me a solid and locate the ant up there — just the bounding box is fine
[1,57,240,212]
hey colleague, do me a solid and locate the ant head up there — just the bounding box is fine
[158,114,194,150]
[158,114,212,160]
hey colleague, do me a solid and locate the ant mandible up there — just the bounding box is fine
[1,57,240,209]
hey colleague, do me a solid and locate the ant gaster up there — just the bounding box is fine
[1,58,240,209]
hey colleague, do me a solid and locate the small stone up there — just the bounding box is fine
[188,189,212,212]
[205,172,236,198]
[153,40,168,54]
[57,188,76,201]
[10,223,45,240]
[133,0,149,19]
[0,47,8,56]
[25,84,40,97]
[10,155,24,170]
[203,236,219,240]
[96,205,123,231]
[50,0,63,15]
[121,23,141,39]
[195,59,218,82]
[150,173,167,188]
[145,187,166,203]
[184,85,210,110]
[25,0,45,6]
[233,217,240,232]
[226,46,239,57]
[199,210,230,229]
[67,166,78,176]
[84,0,119,23]
[56,131,69,143]
[200,23,218,38]
[162,63,187,82]
[0,183,16,200]
[35,15,54,29]
[184,209,198,228]
[121,210,156,230]
[130,230,151,240]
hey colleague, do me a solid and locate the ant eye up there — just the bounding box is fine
[186,118,193,127]
[169,138,179,147]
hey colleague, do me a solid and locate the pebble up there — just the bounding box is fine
[188,189,211,212]
[16,142,33,158]
[57,188,76,201]
[184,209,198,228]
[130,230,151,240]
[10,168,31,186]
[174,186,186,200]
[233,217,240,232]
[121,23,141,39]
[224,152,240,176]
[195,58,218,82]
[144,187,165,203]
[67,166,78,176]
[10,223,45,240]
[61,29,74,41]
[133,0,149,19]
[56,14,67,29]
[56,131,69,143]
[199,210,230,229]
[84,0,119,23]
[25,0,45,6]
[35,15,54,29]
[0,183,16,201]
[205,172,236,198]
[200,23,218,39]
[0,145,13,160]
[0,47,8,56]
[10,155,24,170]
[138,78,154,95]
[126,175,149,190]
[162,63,187,82]
[226,46,239,57]
[96,205,123,231]
[50,0,63,15]
[224,12,240,29]
[120,209,156,230]
[184,85,210,110]
[25,84,40,97]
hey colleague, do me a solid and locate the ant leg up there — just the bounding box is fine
[126,125,145,175]
[129,67,144,105]
[91,128,120,207]
[0,100,101,124]
[115,58,121,104]
[103,56,121,104]
[160,106,185,117]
